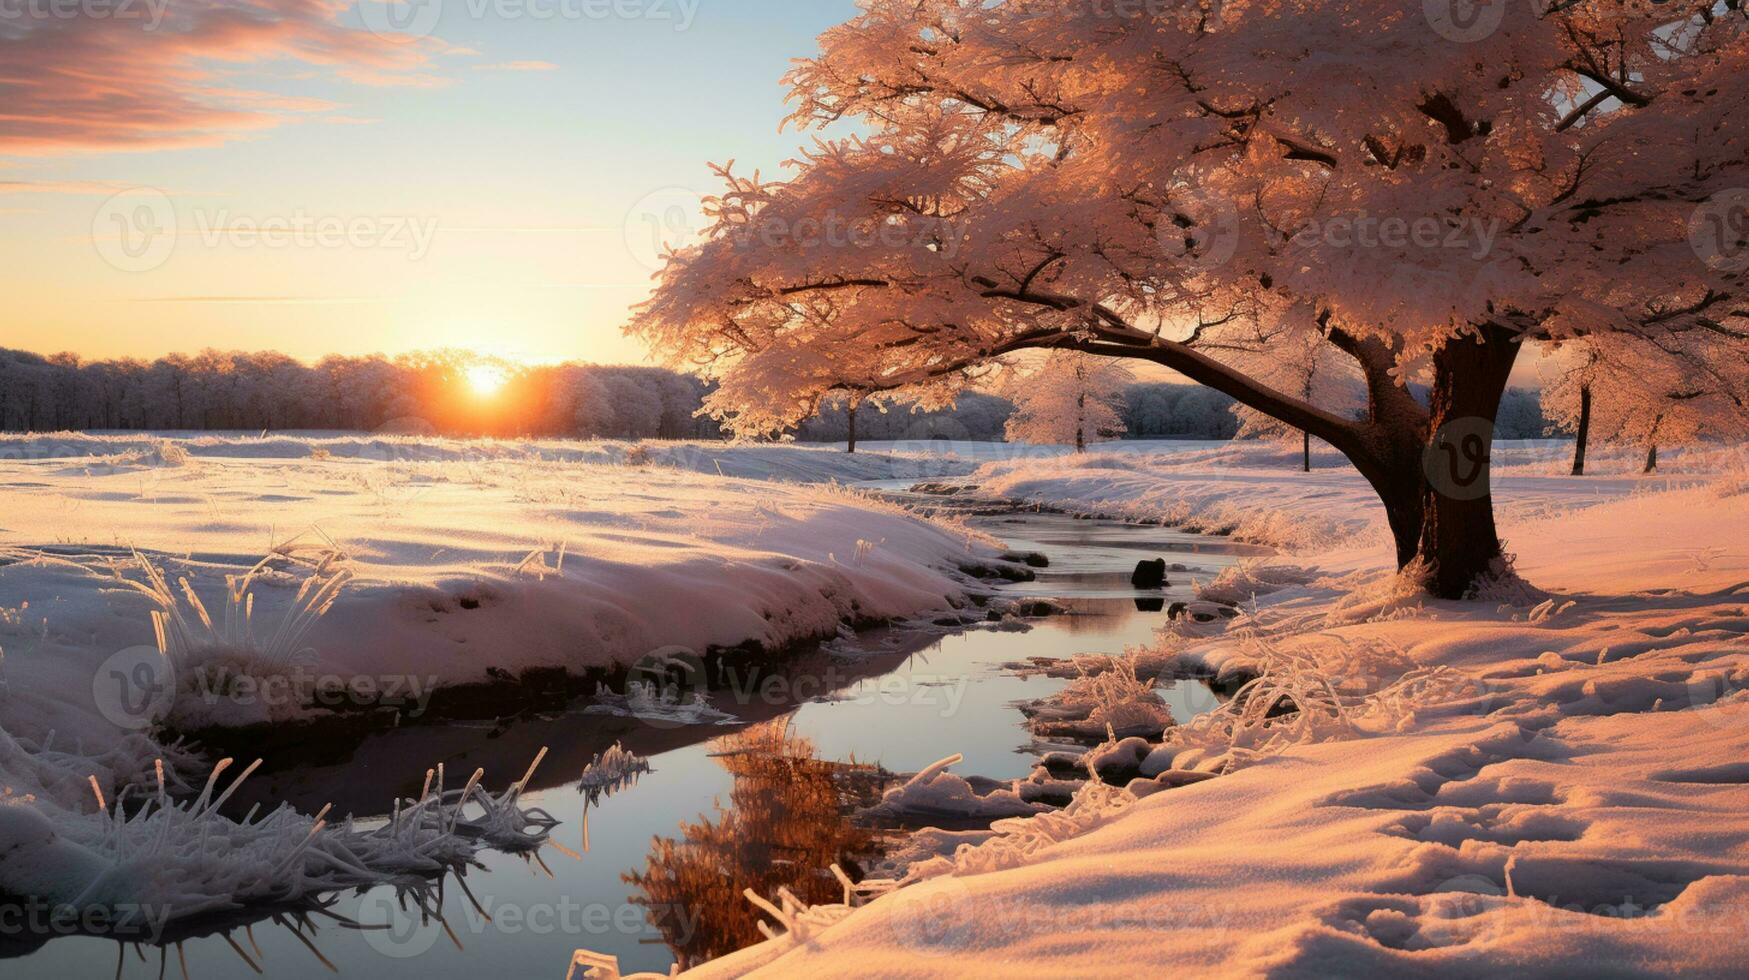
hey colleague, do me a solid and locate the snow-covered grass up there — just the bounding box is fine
[860,753,1050,824]
[578,742,651,798]
[0,434,1011,937]
[0,435,1003,743]
[1019,658,1175,744]
[684,444,1749,978]
[0,745,560,943]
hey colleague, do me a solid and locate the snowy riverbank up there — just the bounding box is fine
[969,440,1731,558]
[683,443,1749,977]
[0,436,1012,739]
[0,435,1026,939]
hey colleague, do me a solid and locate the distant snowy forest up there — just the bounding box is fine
[0,347,1553,441]
[0,347,723,439]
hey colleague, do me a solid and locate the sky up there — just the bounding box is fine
[0,0,862,366]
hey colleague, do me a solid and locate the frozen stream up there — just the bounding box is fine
[5,487,1268,978]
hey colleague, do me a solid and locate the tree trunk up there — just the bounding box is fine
[1412,326,1523,599]
[1072,323,1519,599]
[846,401,858,454]
[1302,430,1311,473]
[1570,384,1591,476]
[1075,390,1087,453]
[1644,444,1658,474]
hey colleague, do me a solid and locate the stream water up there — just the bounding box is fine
[5,488,1268,978]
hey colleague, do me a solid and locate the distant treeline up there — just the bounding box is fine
[796,385,1242,441]
[797,384,1552,442]
[0,347,722,439]
[0,346,1552,441]
[1494,387,1553,439]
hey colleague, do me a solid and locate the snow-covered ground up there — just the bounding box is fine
[969,440,1733,557]
[681,441,1749,977]
[8,433,1749,974]
[0,434,1022,935]
[0,435,1011,737]
[0,431,975,483]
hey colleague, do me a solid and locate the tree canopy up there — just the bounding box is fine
[632,0,1749,597]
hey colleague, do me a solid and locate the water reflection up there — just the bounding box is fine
[625,720,887,968]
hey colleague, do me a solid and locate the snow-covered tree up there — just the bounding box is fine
[1544,335,1749,472]
[1540,344,1603,475]
[1000,351,1132,451]
[1223,327,1366,471]
[631,0,1749,598]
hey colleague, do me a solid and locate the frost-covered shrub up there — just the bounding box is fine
[1198,561,1318,607]
[1715,454,1749,498]
[1139,634,1467,776]
[0,749,558,936]
[1022,659,1174,743]
[112,545,352,728]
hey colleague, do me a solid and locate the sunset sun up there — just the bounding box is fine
[465,363,507,397]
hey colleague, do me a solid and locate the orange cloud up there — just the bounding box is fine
[0,0,446,155]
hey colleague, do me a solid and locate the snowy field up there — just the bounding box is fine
[678,441,1749,977]
[5,432,1749,976]
[0,434,1025,736]
[0,433,1033,932]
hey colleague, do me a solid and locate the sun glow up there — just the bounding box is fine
[465,363,508,397]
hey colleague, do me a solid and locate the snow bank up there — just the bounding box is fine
[685,460,1749,977]
[860,754,1050,825]
[0,435,1006,750]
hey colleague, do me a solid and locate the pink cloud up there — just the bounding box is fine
[0,1,444,155]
